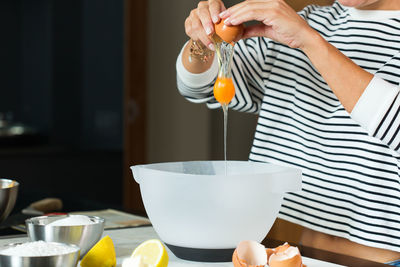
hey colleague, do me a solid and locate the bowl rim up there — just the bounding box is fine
[0,179,19,189]
[25,215,105,227]
[131,160,301,177]
[0,241,81,258]
[131,160,302,192]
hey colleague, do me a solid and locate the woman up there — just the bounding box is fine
[176,0,400,264]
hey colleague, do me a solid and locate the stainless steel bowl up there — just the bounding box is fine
[0,242,80,267]
[26,215,105,257]
[0,179,19,223]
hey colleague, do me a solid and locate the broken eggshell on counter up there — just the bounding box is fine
[232,241,305,267]
[233,240,268,267]
[269,244,304,267]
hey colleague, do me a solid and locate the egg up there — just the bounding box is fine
[214,19,244,44]
[232,240,268,267]
[232,241,305,267]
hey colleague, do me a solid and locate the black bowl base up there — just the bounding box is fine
[165,243,235,262]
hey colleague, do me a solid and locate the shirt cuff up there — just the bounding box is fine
[351,76,400,133]
[176,42,218,88]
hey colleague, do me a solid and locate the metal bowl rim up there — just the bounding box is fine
[0,179,19,188]
[0,241,81,258]
[26,215,105,227]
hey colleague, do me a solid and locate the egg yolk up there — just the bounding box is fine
[213,77,235,104]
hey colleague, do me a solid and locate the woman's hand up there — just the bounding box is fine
[220,0,316,49]
[185,0,227,51]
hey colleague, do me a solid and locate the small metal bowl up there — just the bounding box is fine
[26,215,105,257]
[0,179,19,223]
[0,242,80,267]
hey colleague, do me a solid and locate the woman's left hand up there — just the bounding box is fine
[220,0,316,49]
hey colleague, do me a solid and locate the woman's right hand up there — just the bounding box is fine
[184,0,226,51]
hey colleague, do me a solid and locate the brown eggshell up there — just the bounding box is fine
[215,19,244,44]
[274,242,291,253]
[269,246,303,267]
[232,241,268,267]
[232,249,247,267]
[266,248,275,260]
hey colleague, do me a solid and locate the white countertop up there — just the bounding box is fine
[0,226,344,267]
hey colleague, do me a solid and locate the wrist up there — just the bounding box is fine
[300,28,326,55]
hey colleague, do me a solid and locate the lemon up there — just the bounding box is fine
[81,235,116,267]
[131,239,169,267]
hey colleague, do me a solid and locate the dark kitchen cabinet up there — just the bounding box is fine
[0,0,125,211]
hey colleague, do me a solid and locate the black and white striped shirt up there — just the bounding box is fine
[176,2,400,252]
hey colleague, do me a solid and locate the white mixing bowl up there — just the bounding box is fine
[131,161,301,262]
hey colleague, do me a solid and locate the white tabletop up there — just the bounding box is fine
[0,226,344,267]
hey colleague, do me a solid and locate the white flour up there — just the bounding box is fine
[47,215,96,226]
[0,241,77,256]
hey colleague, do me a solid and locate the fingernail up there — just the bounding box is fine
[212,15,219,23]
[224,17,230,24]
[208,43,215,51]
[230,19,237,25]
[205,27,212,35]
[219,11,227,17]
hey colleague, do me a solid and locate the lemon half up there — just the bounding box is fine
[81,235,116,267]
[131,239,168,267]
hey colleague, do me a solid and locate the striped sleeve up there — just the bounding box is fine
[351,53,400,153]
[176,37,268,114]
